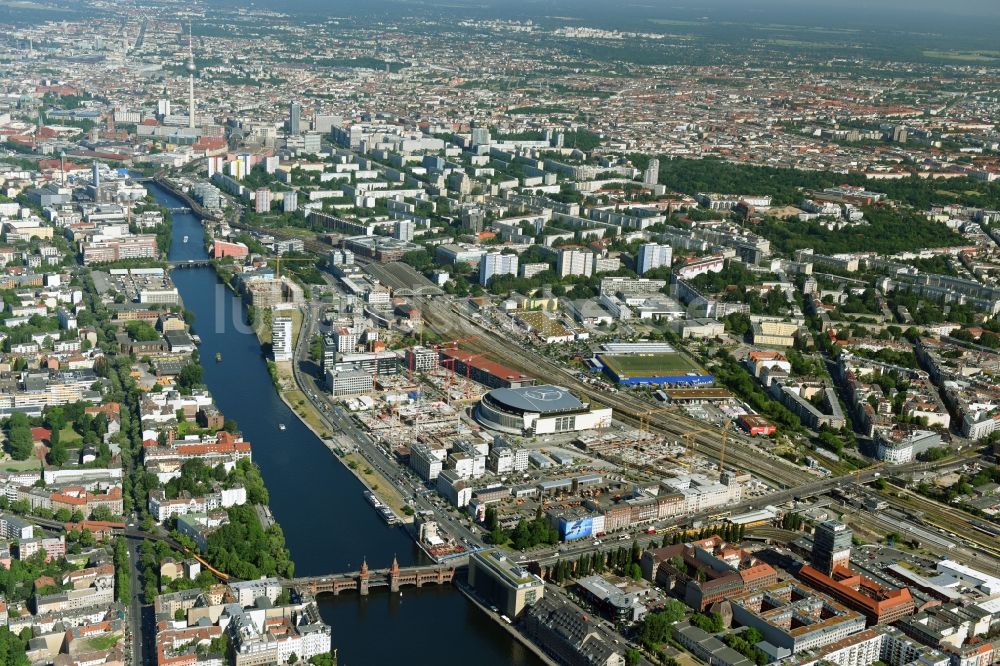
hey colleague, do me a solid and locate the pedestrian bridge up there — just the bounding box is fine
[286,558,455,596]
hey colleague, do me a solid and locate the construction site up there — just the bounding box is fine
[321,331,774,543]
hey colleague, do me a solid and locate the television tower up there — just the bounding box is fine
[187,22,196,130]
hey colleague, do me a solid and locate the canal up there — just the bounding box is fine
[155,183,540,665]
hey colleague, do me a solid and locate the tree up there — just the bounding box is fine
[176,362,204,394]
[7,423,33,461]
[44,406,65,433]
[638,601,687,647]
[0,626,30,666]
[690,612,725,633]
[47,429,67,467]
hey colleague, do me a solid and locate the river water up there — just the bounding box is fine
[155,184,539,665]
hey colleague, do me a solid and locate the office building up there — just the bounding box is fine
[798,565,916,626]
[479,252,519,285]
[637,243,672,275]
[812,520,852,575]
[468,549,545,618]
[331,327,359,353]
[272,316,293,362]
[326,370,373,398]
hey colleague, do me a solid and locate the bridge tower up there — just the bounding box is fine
[389,555,400,592]
[358,558,370,596]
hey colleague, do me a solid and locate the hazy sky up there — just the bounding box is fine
[249,0,1000,19]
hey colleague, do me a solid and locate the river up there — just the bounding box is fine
[154,183,540,665]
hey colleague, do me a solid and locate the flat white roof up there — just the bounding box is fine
[938,560,1000,595]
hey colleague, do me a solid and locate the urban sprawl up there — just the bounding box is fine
[0,2,997,666]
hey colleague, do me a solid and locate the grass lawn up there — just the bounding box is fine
[342,452,410,520]
[176,421,210,437]
[1,456,46,472]
[87,635,121,651]
[600,352,705,378]
[59,424,81,443]
[282,389,332,438]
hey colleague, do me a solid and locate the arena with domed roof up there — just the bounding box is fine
[474,384,613,436]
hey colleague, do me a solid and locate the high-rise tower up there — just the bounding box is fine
[811,520,853,575]
[187,23,196,130]
[289,101,301,135]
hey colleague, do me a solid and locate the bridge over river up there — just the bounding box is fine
[167,259,214,268]
[286,558,456,596]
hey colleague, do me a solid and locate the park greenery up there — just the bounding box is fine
[205,503,294,579]
[486,508,558,550]
[641,157,1000,211]
[710,352,801,430]
[125,320,161,342]
[757,207,965,256]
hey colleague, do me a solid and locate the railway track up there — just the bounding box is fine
[421,301,812,488]
[880,488,1000,559]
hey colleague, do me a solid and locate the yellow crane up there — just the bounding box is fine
[633,408,727,472]
[680,427,729,474]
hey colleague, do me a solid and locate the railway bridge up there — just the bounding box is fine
[287,558,455,596]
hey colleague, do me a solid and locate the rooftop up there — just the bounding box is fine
[485,385,585,413]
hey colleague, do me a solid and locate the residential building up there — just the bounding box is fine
[557,249,594,278]
[254,188,273,213]
[272,316,293,362]
[730,581,867,656]
[637,243,671,275]
[479,252,519,285]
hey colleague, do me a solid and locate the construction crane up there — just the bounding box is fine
[680,426,730,474]
[425,336,479,399]
[460,351,488,402]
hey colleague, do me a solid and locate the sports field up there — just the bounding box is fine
[599,352,705,378]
